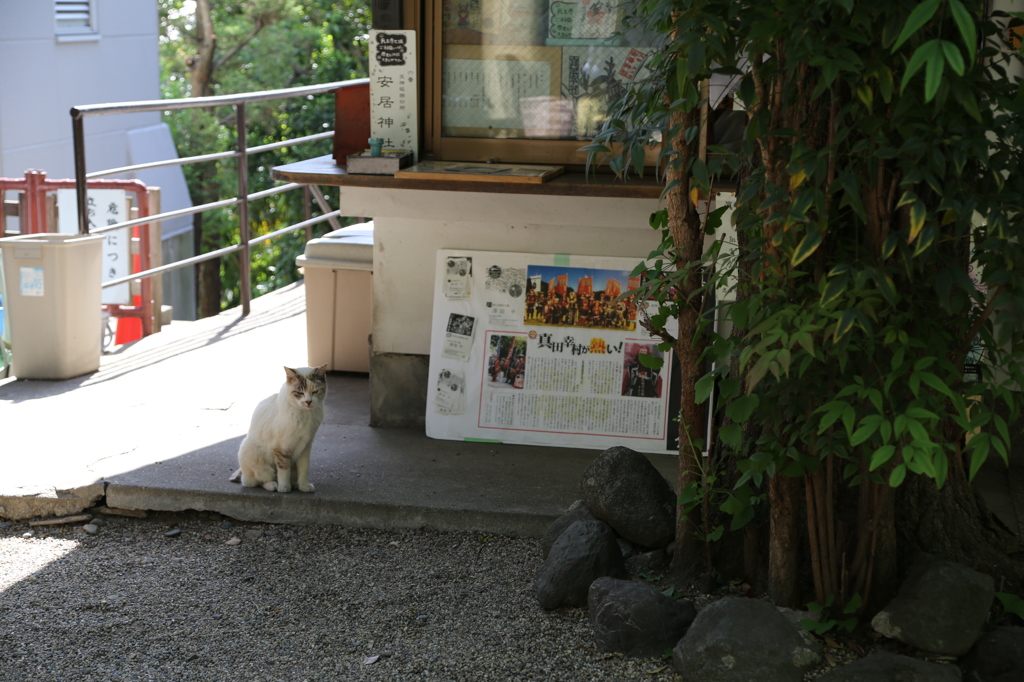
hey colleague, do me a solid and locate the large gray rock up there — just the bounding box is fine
[540,500,597,559]
[535,520,627,610]
[819,651,961,681]
[672,597,822,682]
[579,446,675,548]
[588,577,696,658]
[961,626,1024,682]
[871,555,994,656]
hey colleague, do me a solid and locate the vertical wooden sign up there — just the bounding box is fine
[369,29,419,161]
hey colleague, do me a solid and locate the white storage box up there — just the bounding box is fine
[296,221,373,372]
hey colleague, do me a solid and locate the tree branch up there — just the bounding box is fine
[212,18,268,74]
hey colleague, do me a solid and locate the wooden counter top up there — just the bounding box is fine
[271,155,667,200]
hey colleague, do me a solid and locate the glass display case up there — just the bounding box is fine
[424,0,660,166]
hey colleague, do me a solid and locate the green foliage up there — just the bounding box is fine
[996,592,1024,621]
[594,0,1024,593]
[801,594,861,635]
[159,0,370,311]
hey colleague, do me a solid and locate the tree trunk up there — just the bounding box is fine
[897,462,1022,594]
[663,103,709,583]
[193,212,222,318]
[190,0,216,98]
[768,473,802,607]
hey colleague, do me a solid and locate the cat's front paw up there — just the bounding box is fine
[262,481,278,491]
[298,482,315,493]
[277,483,292,493]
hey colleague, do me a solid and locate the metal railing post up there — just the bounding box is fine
[72,113,89,235]
[236,102,251,316]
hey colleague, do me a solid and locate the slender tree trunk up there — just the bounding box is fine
[194,212,223,315]
[665,104,709,582]
[768,473,802,607]
[190,0,216,98]
[189,0,222,317]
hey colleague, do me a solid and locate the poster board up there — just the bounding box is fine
[426,249,680,454]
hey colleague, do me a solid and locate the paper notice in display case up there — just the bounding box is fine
[426,249,680,454]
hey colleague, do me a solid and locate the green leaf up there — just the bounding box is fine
[889,463,908,487]
[793,331,816,357]
[821,273,849,305]
[791,229,823,267]
[695,374,716,404]
[924,40,946,101]
[934,449,948,489]
[870,445,896,471]
[900,39,938,94]
[638,353,664,370]
[892,0,941,52]
[995,592,1024,619]
[968,433,990,480]
[941,40,965,77]
[856,84,873,110]
[727,394,760,423]
[691,157,710,190]
[947,0,977,60]
[834,308,858,342]
[851,420,880,446]
[720,423,743,449]
[908,201,927,242]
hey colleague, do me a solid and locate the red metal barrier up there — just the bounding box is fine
[0,169,155,338]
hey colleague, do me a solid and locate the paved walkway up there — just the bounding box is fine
[2,282,1021,548]
[0,283,677,535]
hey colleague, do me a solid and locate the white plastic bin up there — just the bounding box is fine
[296,221,373,372]
[0,233,105,379]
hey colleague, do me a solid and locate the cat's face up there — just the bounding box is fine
[283,365,328,410]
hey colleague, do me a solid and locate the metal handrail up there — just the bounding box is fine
[70,78,367,317]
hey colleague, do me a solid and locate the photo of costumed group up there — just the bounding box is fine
[482,265,665,399]
[523,265,640,331]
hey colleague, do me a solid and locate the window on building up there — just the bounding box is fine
[423,0,662,166]
[55,0,98,37]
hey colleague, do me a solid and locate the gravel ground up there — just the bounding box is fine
[0,511,681,682]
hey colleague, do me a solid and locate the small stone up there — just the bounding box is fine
[164,529,182,538]
[204,534,213,540]
[244,529,263,541]
[0,521,13,529]
[226,537,241,546]
[22,531,34,538]
[220,521,234,529]
[90,517,107,527]
[83,524,99,535]
[264,528,278,536]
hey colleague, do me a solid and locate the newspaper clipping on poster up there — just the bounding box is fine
[426,249,679,454]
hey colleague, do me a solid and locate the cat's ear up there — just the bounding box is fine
[314,363,328,379]
[284,366,300,384]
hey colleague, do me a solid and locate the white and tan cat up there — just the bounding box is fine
[229,365,328,493]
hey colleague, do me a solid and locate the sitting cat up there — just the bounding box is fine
[229,365,328,493]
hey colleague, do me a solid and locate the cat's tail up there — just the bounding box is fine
[228,468,242,483]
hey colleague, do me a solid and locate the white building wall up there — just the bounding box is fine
[0,0,196,319]
[0,0,161,178]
